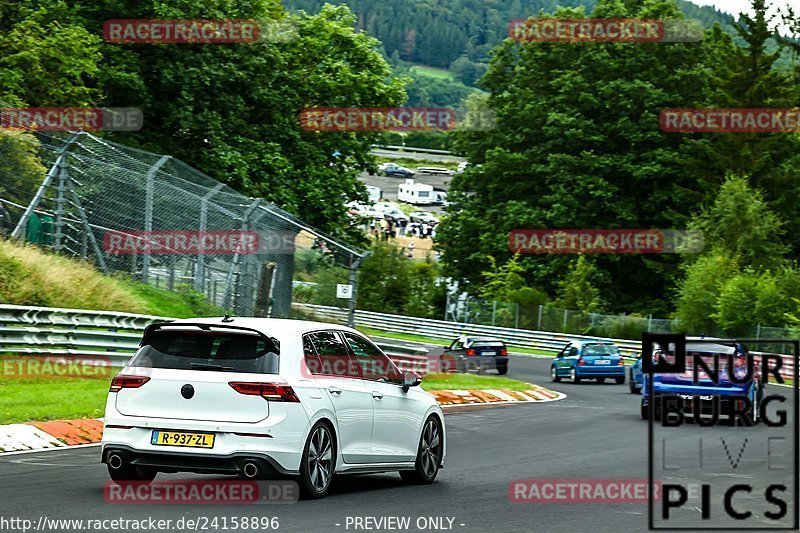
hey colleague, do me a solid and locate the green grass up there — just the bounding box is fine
[374,156,460,171]
[409,65,455,81]
[0,238,227,318]
[121,280,228,318]
[420,372,535,391]
[0,376,110,423]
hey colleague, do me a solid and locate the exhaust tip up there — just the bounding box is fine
[108,453,123,470]
[243,462,259,479]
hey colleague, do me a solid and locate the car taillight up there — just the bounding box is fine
[109,375,150,392]
[578,357,586,366]
[500,348,508,356]
[466,349,476,356]
[229,382,300,402]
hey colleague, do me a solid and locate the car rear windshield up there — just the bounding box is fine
[471,341,505,348]
[583,344,620,356]
[129,330,279,374]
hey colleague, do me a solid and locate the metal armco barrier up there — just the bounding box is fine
[0,304,432,369]
[0,303,793,381]
[296,304,797,382]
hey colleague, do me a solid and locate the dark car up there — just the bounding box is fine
[380,162,415,178]
[444,336,509,375]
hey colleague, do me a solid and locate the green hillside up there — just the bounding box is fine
[285,0,737,71]
[0,239,226,317]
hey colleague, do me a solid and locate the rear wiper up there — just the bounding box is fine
[189,363,238,372]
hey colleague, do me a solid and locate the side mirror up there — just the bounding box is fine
[402,371,421,392]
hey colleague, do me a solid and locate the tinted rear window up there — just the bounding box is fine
[129,330,279,373]
[583,344,620,356]
[471,341,505,348]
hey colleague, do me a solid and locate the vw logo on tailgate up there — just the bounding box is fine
[181,384,195,399]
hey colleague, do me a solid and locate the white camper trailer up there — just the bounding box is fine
[365,185,382,203]
[397,179,435,205]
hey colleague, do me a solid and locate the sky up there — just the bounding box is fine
[688,0,799,17]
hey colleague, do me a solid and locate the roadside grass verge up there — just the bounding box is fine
[372,156,460,171]
[0,238,227,317]
[0,374,110,423]
[421,372,535,391]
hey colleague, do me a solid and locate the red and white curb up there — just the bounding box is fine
[430,386,566,407]
[0,418,104,453]
[0,386,565,454]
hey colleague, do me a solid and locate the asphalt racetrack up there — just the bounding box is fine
[1,354,796,532]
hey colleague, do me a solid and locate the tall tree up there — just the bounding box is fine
[0,1,407,242]
[438,0,726,314]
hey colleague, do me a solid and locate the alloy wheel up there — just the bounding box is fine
[420,419,441,478]
[307,426,333,492]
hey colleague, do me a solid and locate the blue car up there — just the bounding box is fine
[550,340,626,384]
[629,354,643,394]
[640,340,763,422]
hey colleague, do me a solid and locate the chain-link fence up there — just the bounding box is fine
[444,293,799,342]
[0,130,366,320]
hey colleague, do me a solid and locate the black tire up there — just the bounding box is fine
[550,366,561,383]
[570,367,581,383]
[497,364,508,376]
[615,376,625,385]
[400,416,443,485]
[597,377,606,384]
[299,422,336,499]
[107,464,157,486]
[642,399,661,420]
[629,372,637,394]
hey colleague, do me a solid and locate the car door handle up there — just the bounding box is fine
[372,391,384,400]
[328,386,342,396]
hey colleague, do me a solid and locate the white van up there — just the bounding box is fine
[398,179,435,205]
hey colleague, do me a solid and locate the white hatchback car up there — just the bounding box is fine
[101,317,445,498]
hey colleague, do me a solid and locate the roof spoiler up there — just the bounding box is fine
[141,322,280,352]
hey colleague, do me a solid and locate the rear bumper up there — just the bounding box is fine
[101,393,308,474]
[459,356,508,371]
[644,382,749,401]
[101,444,294,476]
[575,366,625,377]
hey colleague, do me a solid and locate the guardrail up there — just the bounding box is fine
[296,303,642,354]
[1,303,794,381]
[296,304,797,382]
[372,145,454,156]
[0,304,433,370]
